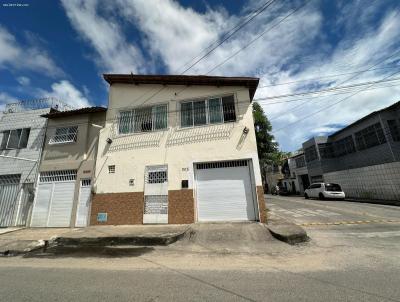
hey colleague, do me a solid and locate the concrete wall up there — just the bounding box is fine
[39,111,106,226]
[94,83,262,194]
[0,108,49,182]
[0,108,49,225]
[323,162,400,201]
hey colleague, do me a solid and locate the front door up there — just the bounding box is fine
[75,179,91,227]
[143,165,168,224]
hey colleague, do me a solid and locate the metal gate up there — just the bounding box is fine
[30,170,77,227]
[75,179,91,227]
[143,165,168,224]
[0,174,21,227]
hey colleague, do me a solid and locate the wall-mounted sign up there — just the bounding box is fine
[182,167,189,172]
[97,213,107,222]
[83,170,91,174]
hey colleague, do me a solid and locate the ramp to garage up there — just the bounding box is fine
[176,222,284,254]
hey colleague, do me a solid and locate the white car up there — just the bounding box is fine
[304,183,345,200]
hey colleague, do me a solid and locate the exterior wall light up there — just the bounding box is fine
[106,138,113,144]
[243,127,249,134]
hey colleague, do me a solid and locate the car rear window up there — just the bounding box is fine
[325,183,342,191]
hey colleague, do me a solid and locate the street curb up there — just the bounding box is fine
[266,217,309,245]
[50,227,190,247]
[0,240,46,257]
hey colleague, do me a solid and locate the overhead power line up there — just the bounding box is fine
[177,0,278,74]
[273,69,400,133]
[205,0,311,75]
[254,76,400,103]
[257,65,399,88]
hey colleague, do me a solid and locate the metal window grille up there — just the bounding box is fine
[355,122,387,150]
[81,179,91,187]
[180,94,236,128]
[0,174,21,184]
[108,165,115,174]
[144,195,168,214]
[118,104,168,135]
[196,160,248,170]
[49,126,78,144]
[39,170,77,182]
[145,166,168,184]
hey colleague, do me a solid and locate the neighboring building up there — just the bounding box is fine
[0,99,71,227]
[92,74,266,225]
[30,107,106,227]
[302,100,400,201]
[281,151,310,195]
[264,163,283,193]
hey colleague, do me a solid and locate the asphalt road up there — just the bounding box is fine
[0,196,399,302]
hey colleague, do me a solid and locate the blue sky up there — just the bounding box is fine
[0,0,399,151]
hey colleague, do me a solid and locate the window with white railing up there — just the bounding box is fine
[49,126,78,144]
[118,104,168,135]
[180,95,236,128]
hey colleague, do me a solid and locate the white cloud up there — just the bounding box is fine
[0,92,18,113]
[61,0,145,73]
[0,26,63,77]
[37,80,92,108]
[59,0,400,151]
[17,76,30,86]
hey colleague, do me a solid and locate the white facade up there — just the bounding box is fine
[93,79,264,224]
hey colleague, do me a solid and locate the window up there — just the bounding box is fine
[118,104,167,134]
[305,145,318,162]
[318,143,334,159]
[295,156,306,168]
[180,94,236,128]
[310,183,321,189]
[355,123,386,150]
[325,183,342,192]
[147,171,167,183]
[0,128,30,150]
[333,136,355,157]
[49,126,78,144]
[108,165,115,174]
[387,119,400,142]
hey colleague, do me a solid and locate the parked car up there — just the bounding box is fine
[304,183,345,200]
[278,187,290,196]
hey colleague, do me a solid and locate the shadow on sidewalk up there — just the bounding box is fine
[23,246,155,258]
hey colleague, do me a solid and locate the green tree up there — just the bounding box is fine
[252,102,279,165]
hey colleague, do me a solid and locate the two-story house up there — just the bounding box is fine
[91,74,266,225]
[0,99,71,227]
[30,107,106,227]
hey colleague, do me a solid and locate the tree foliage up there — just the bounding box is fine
[252,102,291,169]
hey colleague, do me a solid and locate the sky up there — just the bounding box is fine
[0,0,399,151]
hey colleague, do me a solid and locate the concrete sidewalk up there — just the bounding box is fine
[0,225,189,256]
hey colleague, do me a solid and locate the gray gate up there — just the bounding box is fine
[0,174,21,227]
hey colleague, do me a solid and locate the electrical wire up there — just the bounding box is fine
[272,69,400,133]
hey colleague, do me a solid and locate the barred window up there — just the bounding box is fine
[305,145,318,162]
[333,136,356,157]
[355,123,386,150]
[387,119,400,142]
[295,156,306,168]
[118,104,167,135]
[180,94,236,128]
[0,128,30,150]
[318,143,334,159]
[108,165,115,174]
[49,126,78,144]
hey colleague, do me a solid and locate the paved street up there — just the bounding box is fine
[0,196,399,301]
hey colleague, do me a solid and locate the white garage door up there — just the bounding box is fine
[195,160,256,222]
[30,170,76,227]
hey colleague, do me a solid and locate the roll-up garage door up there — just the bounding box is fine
[195,160,256,222]
[30,170,76,227]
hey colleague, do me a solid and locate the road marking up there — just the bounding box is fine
[299,220,400,227]
[348,231,400,238]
